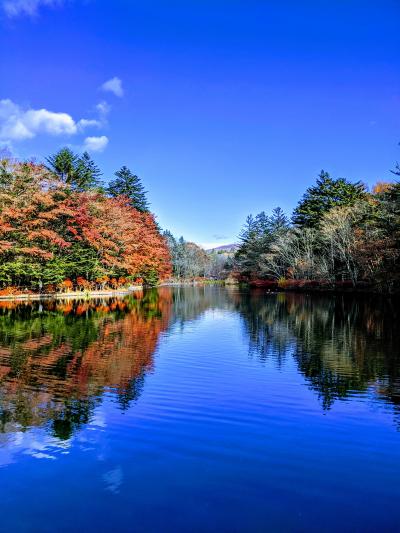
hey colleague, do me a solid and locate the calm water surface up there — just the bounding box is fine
[0,287,399,532]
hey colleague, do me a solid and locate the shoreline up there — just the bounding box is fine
[0,287,143,301]
[245,279,398,295]
[159,280,225,286]
[1,280,397,301]
[0,281,224,301]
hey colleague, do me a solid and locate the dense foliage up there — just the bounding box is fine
[235,169,400,291]
[163,231,233,280]
[0,150,171,291]
[292,170,366,228]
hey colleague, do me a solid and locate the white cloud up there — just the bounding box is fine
[83,135,109,152]
[24,108,77,135]
[96,101,111,116]
[2,0,63,17]
[0,99,77,140]
[78,102,111,131]
[101,77,124,98]
[77,118,102,131]
[0,99,103,142]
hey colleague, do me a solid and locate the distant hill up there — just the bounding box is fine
[207,244,239,253]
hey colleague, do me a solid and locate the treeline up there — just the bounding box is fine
[0,148,171,292]
[235,166,400,292]
[163,231,233,280]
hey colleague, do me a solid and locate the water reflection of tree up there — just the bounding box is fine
[0,287,399,440]
[235,291,400,411]
[0,290,172,440]
[170,285,235,328]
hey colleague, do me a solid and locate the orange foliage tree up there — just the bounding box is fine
[0,158,171,289]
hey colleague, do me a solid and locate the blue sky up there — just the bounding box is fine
[1,0,399,247]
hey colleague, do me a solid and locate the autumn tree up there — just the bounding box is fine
[0,158,171,289]
[0,161,73,287]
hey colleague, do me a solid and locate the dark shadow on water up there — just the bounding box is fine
[235,290,400,413]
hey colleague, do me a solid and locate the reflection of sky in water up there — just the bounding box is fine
[0,405,111,466]
[103,467,123,494]
[0,428,71,467]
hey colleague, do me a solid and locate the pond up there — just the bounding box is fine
[0,286,399,532]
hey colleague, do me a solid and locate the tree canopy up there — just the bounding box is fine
[236,207,290,277]
[107,166,149,212]
[46,148,102,191]
[292,170,366,228]
[0,156,171,290]
[235,169,399,291]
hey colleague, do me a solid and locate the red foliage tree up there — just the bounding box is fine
[0,159,171,288]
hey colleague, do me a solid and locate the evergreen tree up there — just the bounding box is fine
[238,215,258,246]
[46,148,102,191]
[270,207,290,234]
[292,170,366,228]
[75,152,103,191]
[0,158,13,187]
[236,208,290,276]
[107,166,149,212]
[390,143,400,177]
[391,162,400,177]
[46,148,78,184]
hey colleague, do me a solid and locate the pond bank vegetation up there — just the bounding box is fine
[1,149,399,294]
[233,166,400,293]
[0,149,171,294]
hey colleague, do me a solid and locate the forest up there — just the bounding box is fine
[163,232,233,281]
[234,165,400,292]
[0,148,171,293]
[0,148,399,294]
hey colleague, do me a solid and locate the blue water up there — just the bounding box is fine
[0,287,399,532]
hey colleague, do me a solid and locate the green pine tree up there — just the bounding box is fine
[292,170,366,228]
[46,148,102,191]
[107,166,149,212]
[46,148,78,184]
[75,152,103,191]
